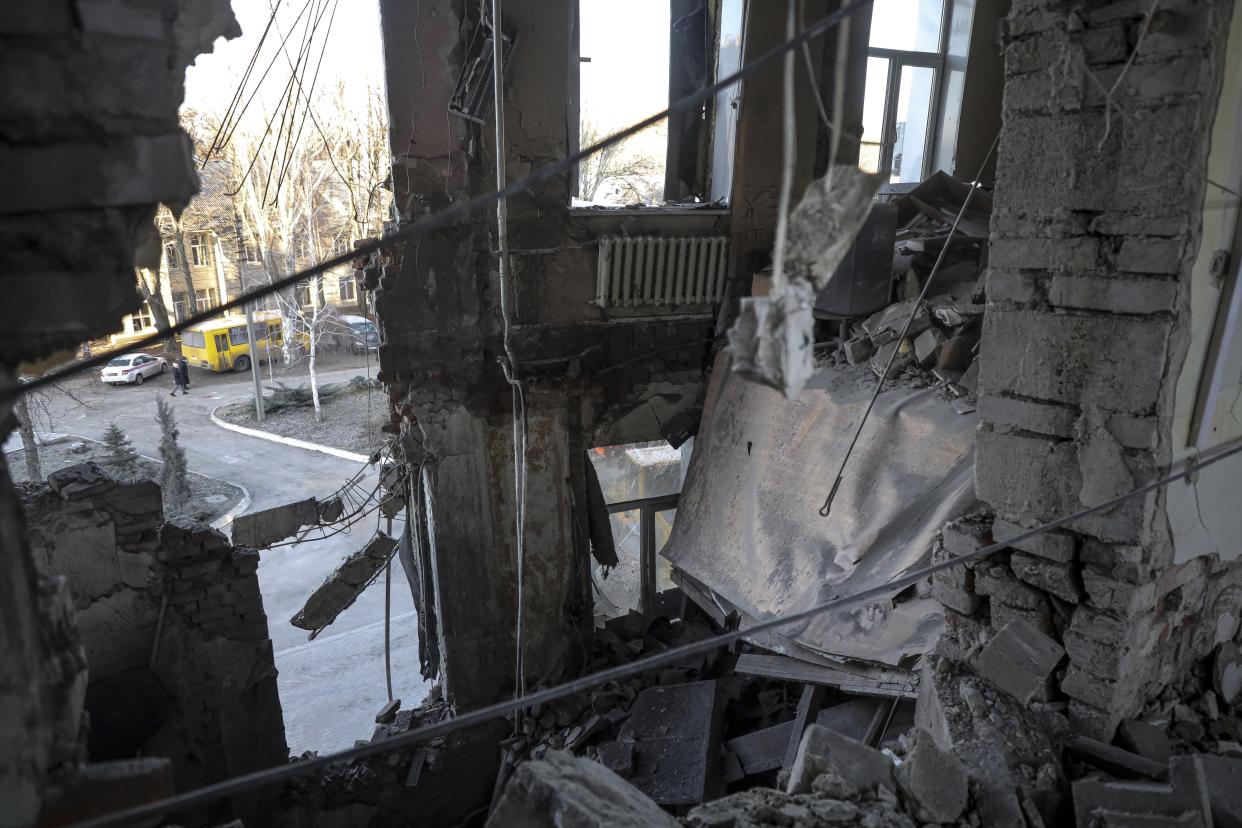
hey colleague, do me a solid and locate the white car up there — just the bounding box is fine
[101,353,167,386]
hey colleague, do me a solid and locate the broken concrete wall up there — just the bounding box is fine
[21,466,287,826]
[376,0,717,710]
[0,4,238,822]
[0,448,90,828]
[962,0,1240,739]
[0,0,239,362]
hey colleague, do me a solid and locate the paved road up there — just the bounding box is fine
[42,361,430,755]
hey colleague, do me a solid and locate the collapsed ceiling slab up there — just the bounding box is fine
[662,353,978,666]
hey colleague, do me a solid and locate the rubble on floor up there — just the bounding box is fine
[825,171,991,412]
[485,750,681,828]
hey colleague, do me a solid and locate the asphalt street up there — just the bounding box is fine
[39,359,430,755]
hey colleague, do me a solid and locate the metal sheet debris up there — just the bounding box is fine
[661,353,978,666]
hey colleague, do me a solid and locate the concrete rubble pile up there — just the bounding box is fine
[831,172,992,415]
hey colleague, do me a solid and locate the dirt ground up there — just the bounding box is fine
[216,381,390,455]
[9,434,246,524]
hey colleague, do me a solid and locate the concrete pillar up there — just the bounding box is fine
[378,0,587,710]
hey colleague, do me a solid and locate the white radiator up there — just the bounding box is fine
[595,236,730,309]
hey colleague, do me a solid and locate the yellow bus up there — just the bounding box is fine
[180,312,288,373]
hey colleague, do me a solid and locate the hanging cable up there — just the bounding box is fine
[69,431,1242,828]
[487,0,529,702]
[769,0,797,294]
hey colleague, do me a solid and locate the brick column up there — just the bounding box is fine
[968,0,1237,738]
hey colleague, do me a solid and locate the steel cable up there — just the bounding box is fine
[71,431,1242,828]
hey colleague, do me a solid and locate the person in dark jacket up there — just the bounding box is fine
[170,357,189,395]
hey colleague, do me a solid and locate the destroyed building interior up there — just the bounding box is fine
[7,0,1242,825]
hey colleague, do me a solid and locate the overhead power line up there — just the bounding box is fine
[70,431,1242,828]
[0,0,877,407]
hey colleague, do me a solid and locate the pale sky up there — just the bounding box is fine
[184,0,386,122]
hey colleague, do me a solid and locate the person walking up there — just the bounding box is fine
[170,357,189,396]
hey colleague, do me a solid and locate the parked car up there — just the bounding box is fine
[100,353,166,386]
[338,314,380,353]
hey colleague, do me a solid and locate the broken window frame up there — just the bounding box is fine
[569,0,739,209]
[605,492,680,614]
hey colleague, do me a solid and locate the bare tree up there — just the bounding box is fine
[578,120,661,204]
[229,119,336,366]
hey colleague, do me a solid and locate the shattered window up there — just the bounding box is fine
[589,440,690,619]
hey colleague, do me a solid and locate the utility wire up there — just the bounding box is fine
[818,129,1000,517]
[266,0,366,229]
[0,0,878,407]
[71,430,1242,828]
[203,0,285,166]
[216,0,320,164]
[272,0,341,204]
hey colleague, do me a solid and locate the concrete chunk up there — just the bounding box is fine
[231,498,319,548]
[618,680,719,806]
[894,729,968,823]
[1065,735,1168,781]
[596,741,633,778]
[1116,719,1172,765]
[843,335,876,366]
[913,327,944,366]
[1200,755,1242,828]
[976,618,1065,704]
[1072,756,1212,828]
[291,533,397,635]
[486,750,679,828]
[784,723,895,796]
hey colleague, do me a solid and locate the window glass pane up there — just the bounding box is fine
[868,0,944,51]
[588,441,684,503]
[183,330,205,349]
[891,64,935,183]
[577,0,669,206]
[229,326,248,346]
[655,507,677,592]
[594,509,641,617]
[859,57,889,175]
[709,0,745,202]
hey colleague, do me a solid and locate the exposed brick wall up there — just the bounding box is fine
[22,464,287,824]
[942,0,1241,738]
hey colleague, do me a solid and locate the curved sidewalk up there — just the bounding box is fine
[210,401,371,464]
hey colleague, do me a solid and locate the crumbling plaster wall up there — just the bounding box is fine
[22,464,288,826]
[963,0,1241,739]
